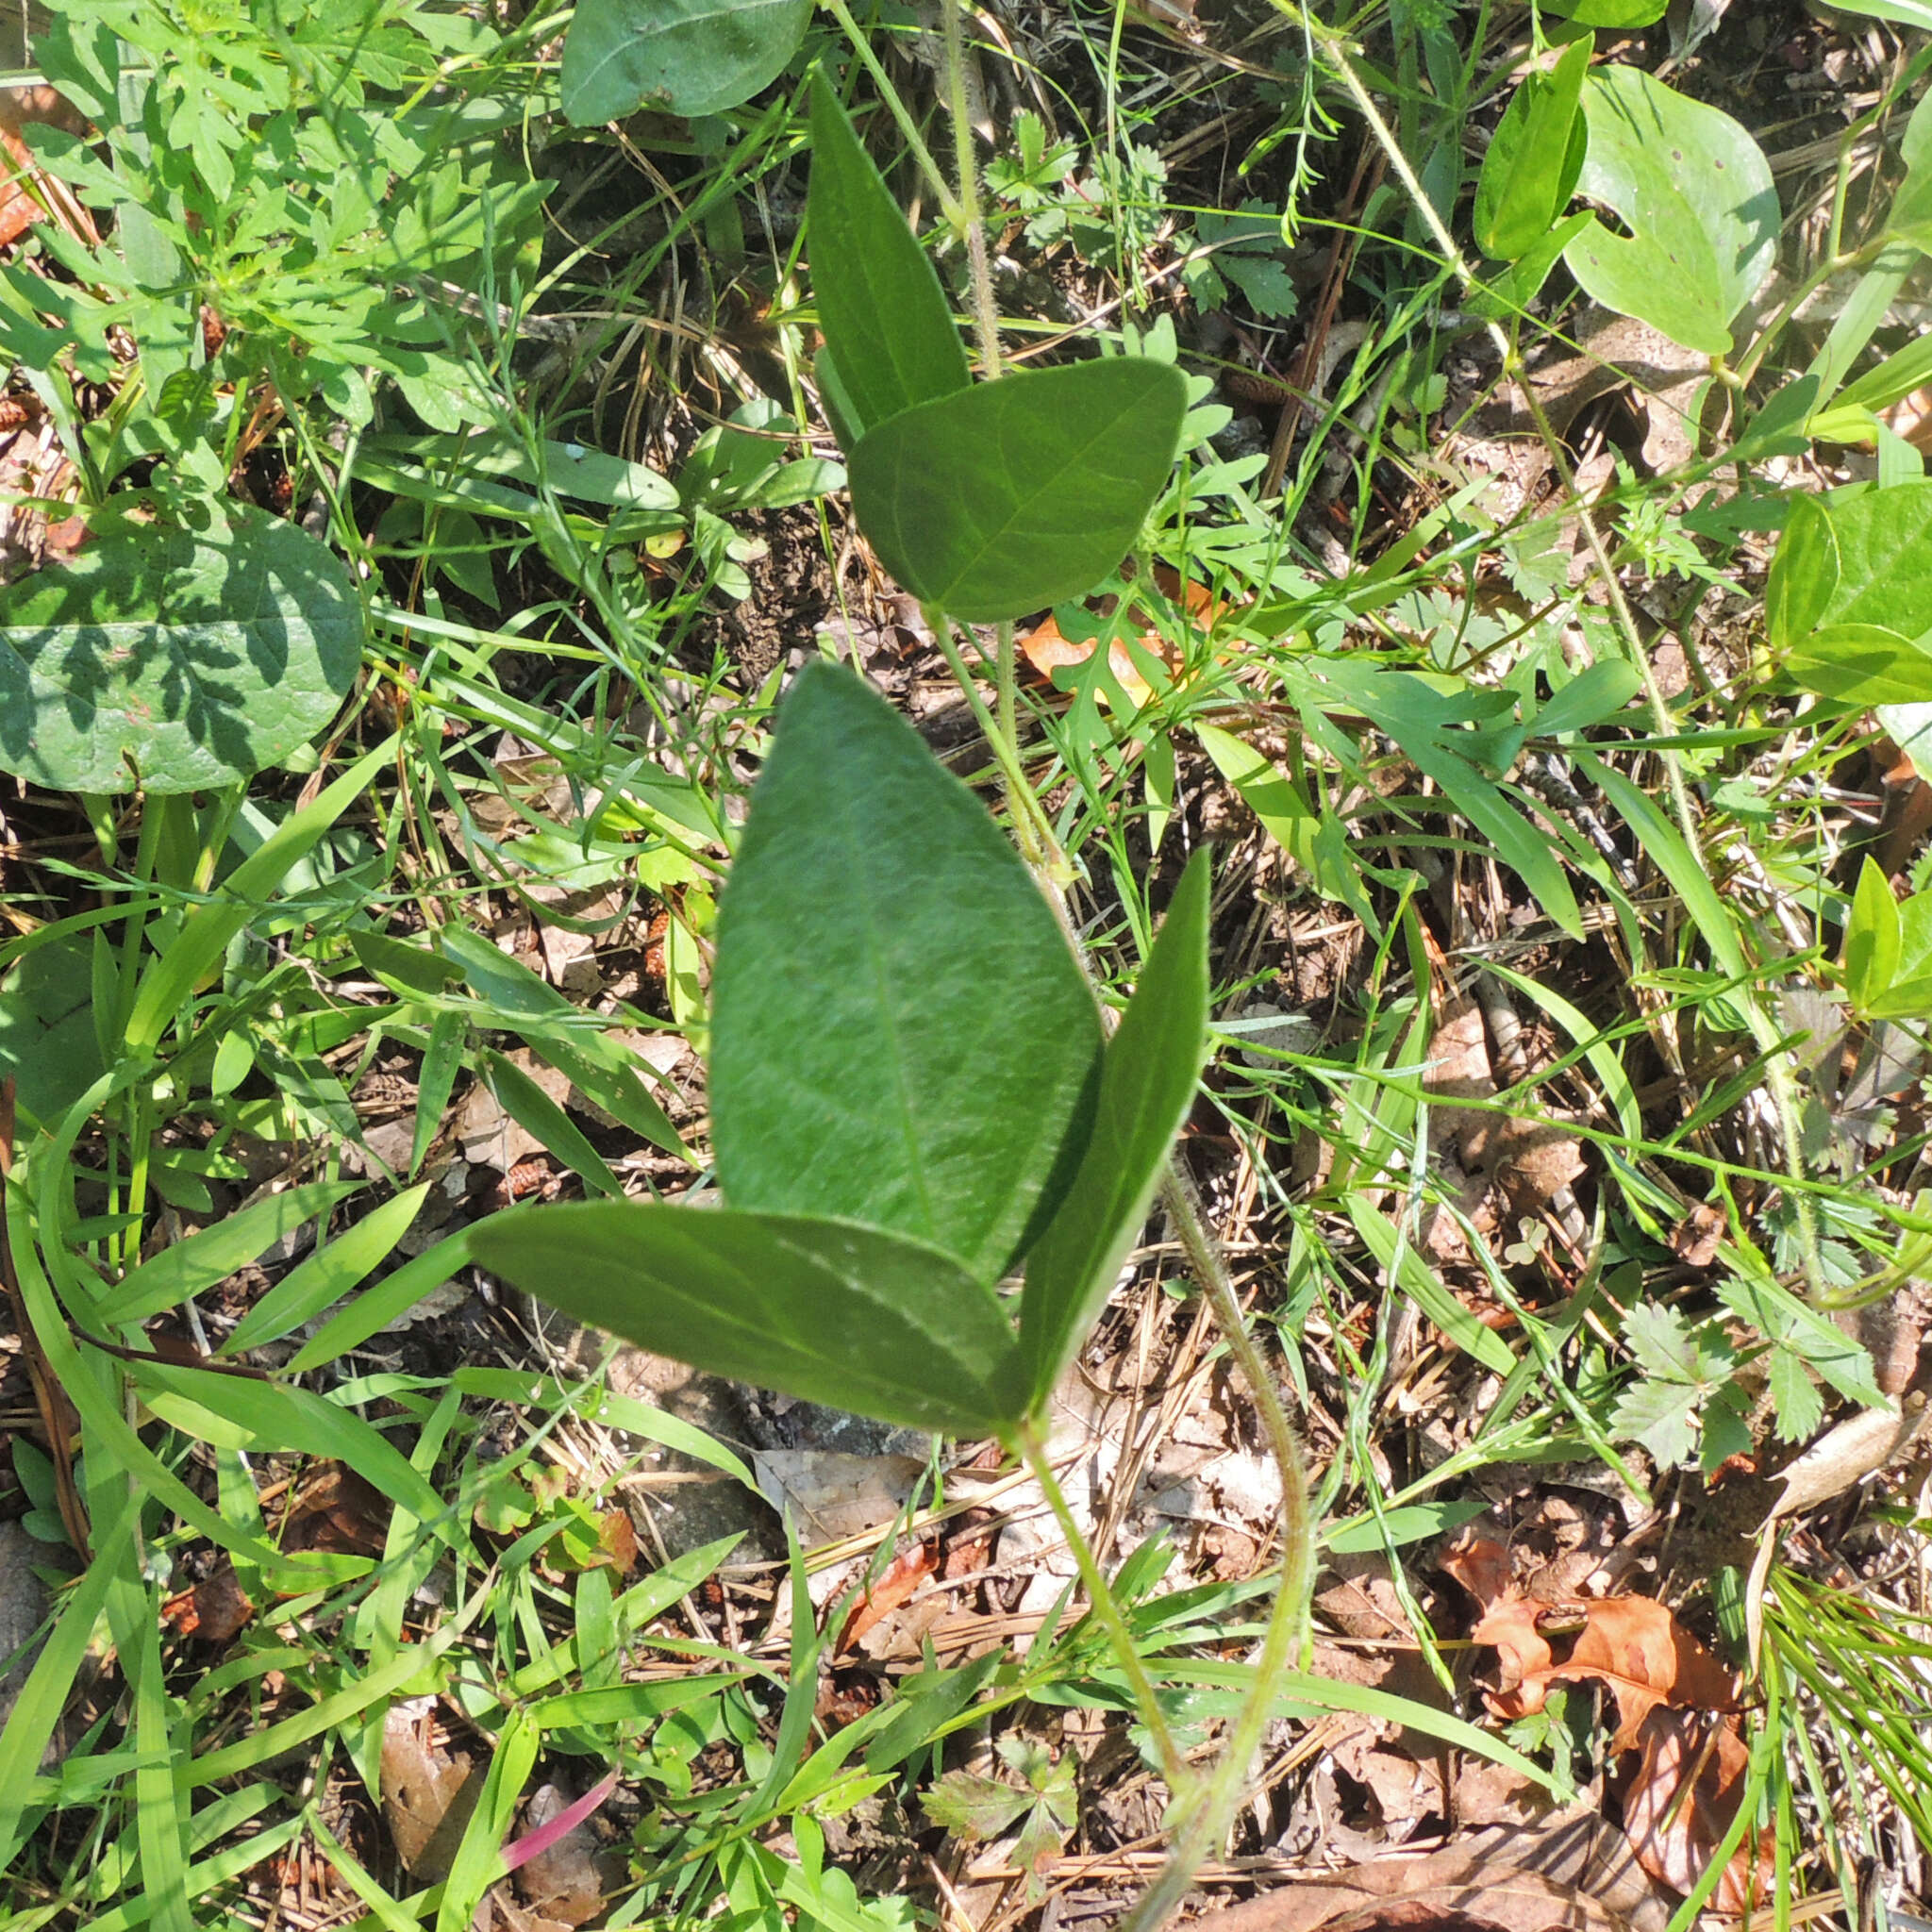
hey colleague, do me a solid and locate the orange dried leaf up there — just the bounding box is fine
[836,1540,939,1655]
[1470,1594,1740,1754]
[1622,1707,1772,1915]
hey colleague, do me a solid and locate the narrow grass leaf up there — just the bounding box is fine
[848,358,1189,623]
[102,1177,363,1327]
[413,1006,468,1176]
[8,1204,366,1589]
[480,1048,624,1198]
[0,1493,133,1869]
[586,1390,758,1491]
[435,1707,540,1932]
[188,1634,453,1786]
[808,79,969,440]
[1015,851,1210,1412]
[125,737,395,1055]
[470,1200,1024,1436]
[127,1357,449,1524]
[132,1605,192,1932]
[710,662,1101,1280]
[1573,751,1746,977]
[1346,1194,1518,1374]
[286,1225,475,1371]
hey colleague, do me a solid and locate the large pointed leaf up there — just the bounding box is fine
[846,358,1189,623]
[808,80,969,441]
[559,0,810,124]
[1012,850,1210,1413]
[710,661,1101,1280]
[1561,67,1777,356]
[0,507,362,794]
[468,1202,1024,1436]
[1474,36,1591,262]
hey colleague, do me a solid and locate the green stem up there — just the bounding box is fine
[1014,1414,1191,1793]
[819,0,958,214]
[931,616,1066,874]
[1100,1169,1311,1932]
[939,0,1002,375]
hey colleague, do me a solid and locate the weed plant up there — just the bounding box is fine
[1,2,1932,1929]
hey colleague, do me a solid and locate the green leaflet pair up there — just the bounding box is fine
[472,661,1210,1439]
[805,78,1187,625]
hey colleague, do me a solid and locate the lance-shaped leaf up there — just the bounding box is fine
[847,358,1189,624]
[0,507,362,793]
[710,661,1101,1281]
[1474,36,1591,262]
[808,79,969,441]
[1012,850,1210,1413]
[469,1202,1024,1436]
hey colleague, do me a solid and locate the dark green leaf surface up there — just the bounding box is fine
[808,80,970,441]
[1014,851,1209,1413]
[847,358,1189,623]
[1562,67,1777,355]
[560,0,810,124]
[0,508,362,793]
[710,662,1101,1280]
[469,1202,1024,1435]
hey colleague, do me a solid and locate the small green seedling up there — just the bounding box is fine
[471,660,1210,1441]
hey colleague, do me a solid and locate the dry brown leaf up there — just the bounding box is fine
[510,1783,624,1927]
[1016,565,1223,708]
[1181,1824,1657,1932]
[1621,1708,1770,1916]
[836,1540,938,1655]
[161,1567,256,1646]
[381,1701,485,1880]
[1471,1594,1739,1753]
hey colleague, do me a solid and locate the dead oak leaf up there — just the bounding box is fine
[1471,1594,1740,1754]
[1622,1707,1771,1916]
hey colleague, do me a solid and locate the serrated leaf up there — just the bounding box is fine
[1767,1347,1825,1445]
[1610,1374,1703,1469]
[924,1772,1033,1840]
[847,358,1189,623]
[1013,851,1209,1412]
[1562,67,1777,355]
[808,80,970,441]
[0,508,362,793]
[468,1201,1024,1437]
[1713,1272,1887,1411]
[559,0,810,124]
[709,661,1101,1282]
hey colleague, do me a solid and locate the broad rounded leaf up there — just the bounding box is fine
[0,937,103,1127]
[847,358,1189,624]
[1768,482,1932,704]
[1013,849,1210,1415]
[470,1202,1025,1437]
[0,508,362,794]
[1562,67,1777,356]
[808,79,970,441]
[710,661,1102,1280]
[560,0,810,124]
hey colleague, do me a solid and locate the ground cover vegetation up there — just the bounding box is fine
[2,0,1932,1929]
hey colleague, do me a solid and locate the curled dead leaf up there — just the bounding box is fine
[1621,1707,1770,1917]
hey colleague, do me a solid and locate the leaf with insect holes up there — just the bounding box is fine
[559,0,810,124]
[467,1201,1024,1437]
[1562,67,1777,355]
[807,79,969,442]
[709,661,1102,1283]
[0,508,361,794]
[847,358,1188,623]
[1012,851,1209,1413]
